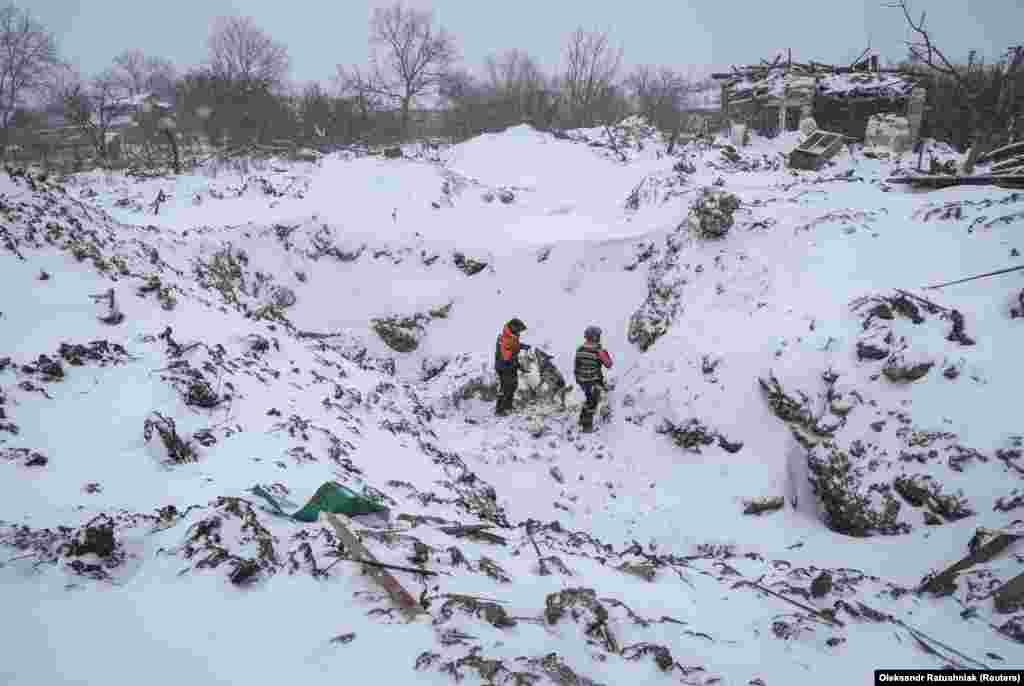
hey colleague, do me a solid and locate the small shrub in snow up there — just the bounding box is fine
[143,412,197,464]
[892,474,974,522]
[657,418,744,454]
[621,643,676,671]
[882,359,934,383]
[372,315,424,353]
[137,275,177,310]
[544,587,618,653]
[436,594,517,628]
[806,441,908,537]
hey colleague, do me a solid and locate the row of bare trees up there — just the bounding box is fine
[11,0,1017,171]
[2,0,718,167]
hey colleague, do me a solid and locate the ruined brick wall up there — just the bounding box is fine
[813,96,909,140]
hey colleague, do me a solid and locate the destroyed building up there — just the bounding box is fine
[712,55,924,142]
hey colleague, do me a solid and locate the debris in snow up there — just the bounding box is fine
[142,412,197,464]
[882,359,934,383]
[805,440,909,537]
[617,560,657,582]
[544,587,618,653]
[371,314,426,353]
[687,187,741,239]
[89,288,124,325]
[451,251,488,276]
[810,570,833,598]
[743,497,785,515]
[657,418,744,454]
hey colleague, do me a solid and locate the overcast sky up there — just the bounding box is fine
[30,0,1023,87]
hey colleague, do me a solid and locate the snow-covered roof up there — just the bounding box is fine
[727,66,917,101]
[107,92,174,111]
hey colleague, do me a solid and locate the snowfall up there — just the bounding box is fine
[2,119,1023,686]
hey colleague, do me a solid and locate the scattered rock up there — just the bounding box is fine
[810,571,833,598]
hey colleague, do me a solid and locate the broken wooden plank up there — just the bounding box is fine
[887,174,1024,189]
[993,571,1024,614]
[439,524,508,545]
[979,140,1024,165]
[992,154,1024,174]
[788,130,847,171]
[918,533,1022,594]
[324,512,425,621]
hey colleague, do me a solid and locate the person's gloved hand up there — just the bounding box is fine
[519,343,532,351]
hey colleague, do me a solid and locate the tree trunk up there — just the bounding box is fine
[400,97,411,142]
[667,122,682,155]
[163,128,181,174]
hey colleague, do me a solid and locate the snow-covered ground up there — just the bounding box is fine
[2,120,1023,685]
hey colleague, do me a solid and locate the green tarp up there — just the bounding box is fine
[250,481,388,522]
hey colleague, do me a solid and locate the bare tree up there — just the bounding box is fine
[625,65,687,128]
[562,27,622,128]
[888,0,1023,172]
[483,49,546,123]
[207,15,290,92]
[368,3,457,141]
[55,66,125,160]
[0,3,59,133]
[335,64,385,122]
[112,49,176,99]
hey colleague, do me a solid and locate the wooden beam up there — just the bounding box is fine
[918,533,1021,594]
[324,512,425,621]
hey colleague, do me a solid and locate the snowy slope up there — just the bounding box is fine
[2,123,1023,686]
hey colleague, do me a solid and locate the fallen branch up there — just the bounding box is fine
[525,520,550,576]
[925,265,1024,290]
[734,580,845,627]
[897,620,991,668]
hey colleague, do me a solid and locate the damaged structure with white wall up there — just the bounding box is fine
[712,55,926,154]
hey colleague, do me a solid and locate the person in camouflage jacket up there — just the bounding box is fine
[574,325,612,432]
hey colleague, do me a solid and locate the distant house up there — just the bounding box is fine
[712,56,923,140]
[26,92,177,164]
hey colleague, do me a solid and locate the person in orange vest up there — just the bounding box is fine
[574,325,613,432]
[494,318,530,416]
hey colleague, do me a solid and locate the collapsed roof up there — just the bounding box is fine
[714,58,919,101]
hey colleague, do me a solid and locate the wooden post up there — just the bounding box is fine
[324,512,425,621]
